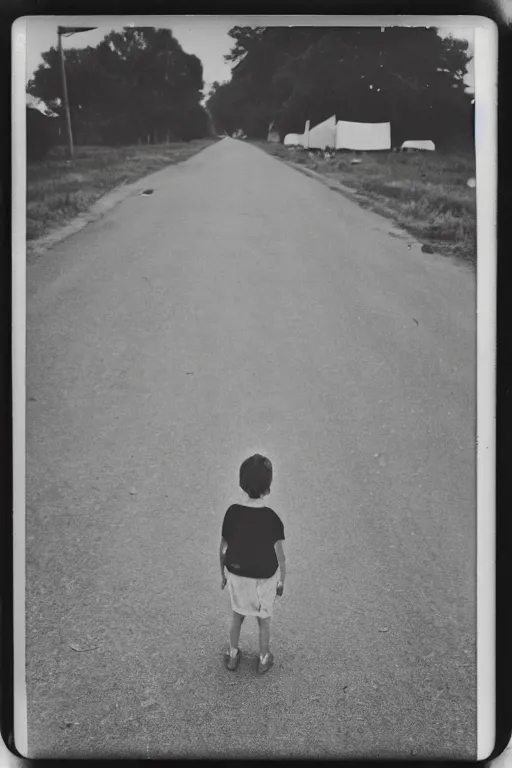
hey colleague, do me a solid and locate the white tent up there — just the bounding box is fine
[335,120,391,150]
[284,133,304,147]
[284,120,310,149]
[401,140,435,151]
[308,115,336,150]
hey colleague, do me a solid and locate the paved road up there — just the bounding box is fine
[26,138,476,759]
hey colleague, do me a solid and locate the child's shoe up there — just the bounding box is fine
[257,652,274,675]
[225,648,241,671]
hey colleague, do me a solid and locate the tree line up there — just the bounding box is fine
[27,27,213,151]
[206,26,474,149]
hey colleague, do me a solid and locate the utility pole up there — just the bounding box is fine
[57,26,97,161]
[58,28,74,160]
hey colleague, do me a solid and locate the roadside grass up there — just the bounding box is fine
[27,139,217,243]
[256,141,476,262]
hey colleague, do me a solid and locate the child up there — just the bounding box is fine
[220,454,286,675]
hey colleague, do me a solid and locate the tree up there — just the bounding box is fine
[207,26,474,147]
[206,80,247,136]
[27,27,211,145]
[207,27,299,138]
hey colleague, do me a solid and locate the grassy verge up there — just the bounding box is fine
[27,139,217,243]
[255,141,476,262]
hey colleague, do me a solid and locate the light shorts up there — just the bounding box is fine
[226,570,279,618]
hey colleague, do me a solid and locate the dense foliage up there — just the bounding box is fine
[26,107,57,160]
[207,26,474,148]
[28,27,212,146]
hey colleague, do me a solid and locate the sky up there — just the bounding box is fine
[24,17,236,95]
[21,14,492,99]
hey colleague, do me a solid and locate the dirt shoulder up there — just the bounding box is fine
[26,140,217,258]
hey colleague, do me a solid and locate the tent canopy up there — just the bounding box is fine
[284,133,304,146]
[336,120,391,150]
[284,118,392,151]
[308,115,336,150]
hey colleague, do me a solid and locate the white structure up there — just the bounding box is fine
[335,120,391,150]
[303,120,310,148]
[26,93,58,117]
[308,115,336,150]
[284,117,391,152]
[284,133,304,147]
[284,120,310,148]
[400,140,435,151]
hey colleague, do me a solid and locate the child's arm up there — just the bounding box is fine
[219,537,228,584]
[274,540,286,594]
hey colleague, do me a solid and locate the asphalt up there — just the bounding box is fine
[25,137,476,759]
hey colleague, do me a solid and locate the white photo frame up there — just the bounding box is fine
[12,13,497,760]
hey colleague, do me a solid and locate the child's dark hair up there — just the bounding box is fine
[239,454,273,499]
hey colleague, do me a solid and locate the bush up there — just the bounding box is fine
[26,107,57,162]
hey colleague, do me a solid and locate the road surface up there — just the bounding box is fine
[25,138,476,759]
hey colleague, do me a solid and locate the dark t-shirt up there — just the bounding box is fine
[221,504,285,579]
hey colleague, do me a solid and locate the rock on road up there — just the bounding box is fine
[26,138,476,759]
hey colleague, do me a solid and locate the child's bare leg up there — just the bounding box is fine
[257,617,271,658]
[229,611,245,651]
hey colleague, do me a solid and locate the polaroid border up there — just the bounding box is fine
[3,0,507,764]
